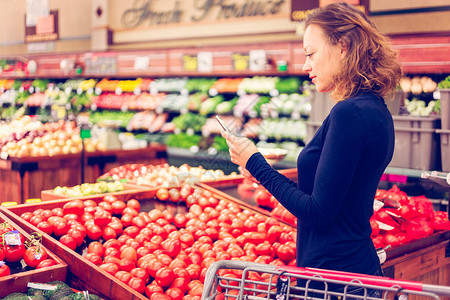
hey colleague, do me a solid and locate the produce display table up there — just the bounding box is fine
[0,144,167,204]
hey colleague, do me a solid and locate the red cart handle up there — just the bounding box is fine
[276,266,423,291]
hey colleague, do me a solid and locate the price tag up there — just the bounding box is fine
[35,87,41,93]
[115,88,122,95]
[19,87,24,93]
[174,127,181,135]
[77,87,83,95]
[237,89,246,96]
[270,110,279,119]
[270,89,280,97]
[190,145,200,153]
[155,106,163,114]
[91,103,98,111]
[291,111,301,120]
[233,110,243,118]
[54,86,60,93]
[182,55,198,72]
[121,104,128,112]
[186,128,195,136]
[133,88,142,96]
[0,87,4,93]
[150,87,158,95]
[4,230,21,245]
[248,110,258,118]
[232,53,249,71]
[180,107,188,115]
[197,52,213,72]
[180,88,189,96]
[29,86,35,93]
[87,88,94,95]
[258,134,268,141]
[65,87,72,95]
[95,87,102,95]
[65,103,72,110]
[27,283,58,291]
[0,152,9,160]
[433,90,440,100]
[209,88,218,97]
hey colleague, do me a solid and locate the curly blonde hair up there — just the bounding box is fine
[305,2,402,101]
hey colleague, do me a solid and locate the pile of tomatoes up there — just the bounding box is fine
[19,185,297,300]
[0,222,57,278]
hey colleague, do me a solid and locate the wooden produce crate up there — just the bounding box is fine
[0,187,296,300]
[40,183,150,201]
[0,210,68,298]
[0,191,163,300]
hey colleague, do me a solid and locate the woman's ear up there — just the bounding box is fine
[338,39,348,58]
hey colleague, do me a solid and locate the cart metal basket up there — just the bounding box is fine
[202,260,450,300]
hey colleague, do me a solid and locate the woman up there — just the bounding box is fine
[222,2,402,297]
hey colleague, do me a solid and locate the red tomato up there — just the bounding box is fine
[104,247,120,258]
[161,239,181,258]
[145,283,164,298]
[4,244,26,263]
[276,244,296,264]
[36,259,56,269]
[0,248,4,261]
[0,263,10,277]
[94,210,112,226]
[53,220,70,237]
[59,234,77,251]
[111,200,127,215]
[86,224,103,240]
[156,188,169,201]
[115,270,132,284]
[23,246,48,268]
[127,199,141,212]
[98,202,113,213]
[118,258,136,272]
[99,262,119,276]
[130,267,150,284]
[84,200,97,207]
[51,208,64,217]
[37,221,53,235]
[67,228,86,247]
[165,287,183,300]
[103,255,121,266]
[20,212,34,222]
[84,253,102,265]
[155,267,174,288]
[123,207,139,217]
[121,246,138,263]
[88,241,105,257]
[103,195,119,204]
[186,264,201,281]
[146,259,165,278]
[102,226,117,241]
[63,200,85,215]
[103,239,121,250]
[29,215,44,227]
[128,277,145,294]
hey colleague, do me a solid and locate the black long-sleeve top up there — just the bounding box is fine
[246,92,394,275]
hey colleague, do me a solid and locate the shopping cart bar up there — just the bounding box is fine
[202,260,450,300]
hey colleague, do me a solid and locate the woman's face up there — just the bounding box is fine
[302,24,344,93]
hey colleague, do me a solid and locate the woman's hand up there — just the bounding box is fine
[222,131,259,170]
[238,166,260,183]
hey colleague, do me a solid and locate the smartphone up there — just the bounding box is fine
[215,115,232,134]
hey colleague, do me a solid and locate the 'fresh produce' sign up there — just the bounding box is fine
[121,0,286,28]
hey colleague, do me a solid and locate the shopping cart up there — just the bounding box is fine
[201,260,450,300]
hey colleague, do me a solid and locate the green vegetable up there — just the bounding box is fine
[166,133,202,149]
[276,77,301,93]
[199,95,224,115]
[172,113,207,132]
[438,75,450,89]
